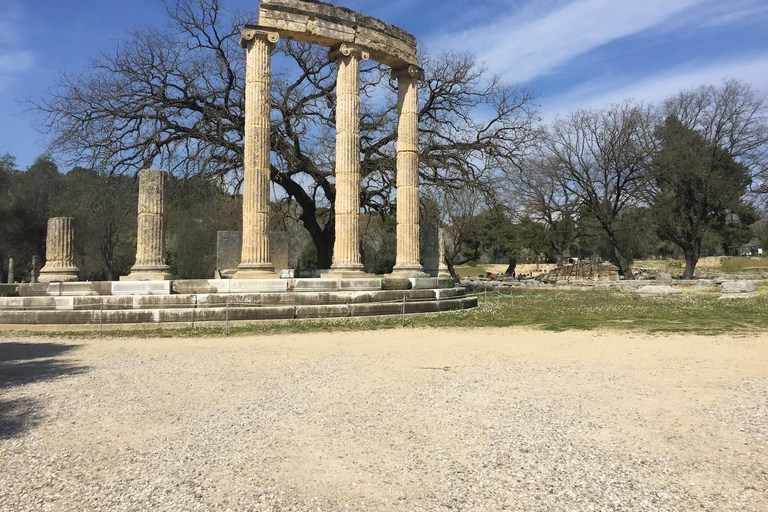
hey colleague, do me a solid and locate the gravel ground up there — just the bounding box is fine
[1,328,767,511]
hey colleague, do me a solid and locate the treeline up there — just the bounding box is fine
[435,81,768,279]
[0,155,242,282]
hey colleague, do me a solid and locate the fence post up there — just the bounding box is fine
[99,297,103,339]
[225,299,230,336]
[402,295,406,327]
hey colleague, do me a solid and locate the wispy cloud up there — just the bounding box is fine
[543,55,768,116]
[0,0,33,91]
[426,0,735,83]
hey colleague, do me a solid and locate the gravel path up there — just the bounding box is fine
[1,328,767,511]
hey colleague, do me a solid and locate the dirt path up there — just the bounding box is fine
[1,328,767,511]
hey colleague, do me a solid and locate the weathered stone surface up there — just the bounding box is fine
[720,280,756,299]
[112,281,172,296]
[656,272,673,285]
[216,231,243,278]
[410,277,454,289]
[270,232,291,271]
[381,277,411,290]
[295,304,351,318]
[633,285,682,299]
[123,169,174,281]
[392,65,425,277]
[236,28,278,280]
[217,231,293,278]
[39,217,79,283]
[7,257,15,284]
[257,0,417,66]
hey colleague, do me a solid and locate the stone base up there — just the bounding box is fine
[321,271,375,279]
[391,265,428,278]
[120,272,177,282]
[234,268,279,280]
[38,269,79,283]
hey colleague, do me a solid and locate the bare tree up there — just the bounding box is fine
[514,156,580,266]
[545,102,656,278]
[664,79,768,195]
[32,0,538,268]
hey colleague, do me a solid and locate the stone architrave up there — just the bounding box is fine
[235,27,280,280]
[122,169,174,281]
[392,65,426,277]
[7,257,14,284]
[324,43,371,277]
[39,217,79,283]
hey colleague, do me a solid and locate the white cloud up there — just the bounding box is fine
[542,55,768,117]
[426,0,707,83]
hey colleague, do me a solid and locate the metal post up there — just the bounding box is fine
[225,299,230,336]
[99,297,104,338]
[402,295,406,327]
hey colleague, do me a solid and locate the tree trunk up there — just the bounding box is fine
[446,258,458,280]
[682,240,700,280]
[612,244,634,280]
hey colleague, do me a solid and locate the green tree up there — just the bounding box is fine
[650,116,752,278]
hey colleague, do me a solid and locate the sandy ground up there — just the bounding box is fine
[1,328,767,511]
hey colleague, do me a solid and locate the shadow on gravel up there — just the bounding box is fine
[0,341,88,439]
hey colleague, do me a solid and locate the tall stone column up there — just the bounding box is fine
[392,65,426,277]
[235,27,279,280]
[326,43,369,277]
[39,217,79,283]
[7,257,15,284]
[437,228,451,278]
[123,169,173,281]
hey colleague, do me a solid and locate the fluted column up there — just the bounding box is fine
[123,169,173,281]
[392,65,426,277]
[39,217,79,283]
[7,257,15,284]
[437,228,451,278]
[327,43,369,276]
[235,26,279,280]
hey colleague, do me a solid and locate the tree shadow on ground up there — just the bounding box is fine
[0,341,88,439]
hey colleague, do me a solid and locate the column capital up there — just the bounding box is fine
[239,26,280,49]
[391,64,424,81]
[328,43,370,62]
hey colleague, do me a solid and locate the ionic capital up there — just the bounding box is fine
[391,65,424,81]
[328,43,370,62]
[239,26,280,49]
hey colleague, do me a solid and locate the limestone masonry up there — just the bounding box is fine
[39,217,79,283]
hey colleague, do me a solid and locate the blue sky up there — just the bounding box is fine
[1,0,767,169]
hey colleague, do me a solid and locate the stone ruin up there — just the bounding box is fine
[542,261,620,283]
[0,0,475,328]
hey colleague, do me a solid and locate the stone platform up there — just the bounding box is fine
[0,278,476,327]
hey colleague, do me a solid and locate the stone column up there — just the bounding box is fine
[123,169,173,281]
[235,27,279,280]
[437,228,451,278]
[326,43,369,277]
[31,255,39,284]
[39,217,79,283]
[7,257,14,284]
[392,65,426,277]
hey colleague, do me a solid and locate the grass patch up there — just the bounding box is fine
[720,257,768,273]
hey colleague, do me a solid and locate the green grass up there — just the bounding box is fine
[720,257,768,273]
[7,283,768,339]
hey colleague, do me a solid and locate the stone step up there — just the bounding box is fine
[0,296,478,325]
